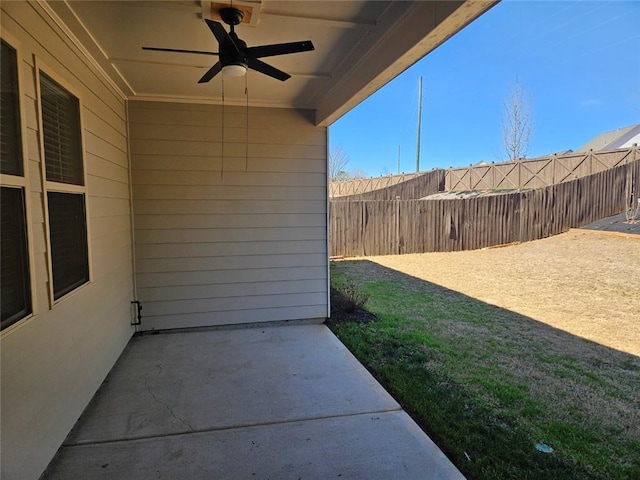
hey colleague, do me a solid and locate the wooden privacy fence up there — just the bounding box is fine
[330,172,425,197]
[331,169,444,201]
[445,147,638,191]
[330,160,639,257]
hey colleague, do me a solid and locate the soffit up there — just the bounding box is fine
[48,0,497,125]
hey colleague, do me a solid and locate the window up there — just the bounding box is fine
[39,70,90,301]
[1,187,31,329]
[47,192,89,299]
[1,39,31,330]
[40,72,83,185]
[1,40,23,176]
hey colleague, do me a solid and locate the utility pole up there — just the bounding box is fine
[397,145,400,174]
[416,75,423,172]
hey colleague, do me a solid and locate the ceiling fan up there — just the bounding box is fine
[142,7,314,83]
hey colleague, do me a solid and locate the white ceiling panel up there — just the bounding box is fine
[49,0,497,124]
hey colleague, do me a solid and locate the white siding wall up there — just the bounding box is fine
[0,3,134,479]
[129,101,329,330]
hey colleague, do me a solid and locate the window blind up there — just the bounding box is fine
[40,72,83,185]
[1,187,31,329]
[1,39,23,176]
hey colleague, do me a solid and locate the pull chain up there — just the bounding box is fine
[245,73,249,172]
[221,74,225,181]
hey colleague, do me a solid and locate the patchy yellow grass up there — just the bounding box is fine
[363,230,640,357]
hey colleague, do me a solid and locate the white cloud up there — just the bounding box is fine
[580,98,604,107]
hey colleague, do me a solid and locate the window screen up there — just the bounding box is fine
[1,39,23,176]
[1,187,32,329]
[48,192,89,300]
[40,72,83,185]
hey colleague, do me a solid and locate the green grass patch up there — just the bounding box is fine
[329,261,640,480]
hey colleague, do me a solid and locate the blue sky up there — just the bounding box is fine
[329,0,640,177]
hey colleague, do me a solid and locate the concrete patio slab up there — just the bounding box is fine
[45,412,459,480]
[44,324,464,479]
[64,325,399,445]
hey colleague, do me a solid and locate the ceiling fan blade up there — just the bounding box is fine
[248,58,290,82]
[205,18,242,55]
[246,40,314,59]
[205,19,230,45]
[198,62,222,83]
[142,46,218,56]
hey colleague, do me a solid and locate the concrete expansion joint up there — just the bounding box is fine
[219,407,406,433]
[134,318,325,336]
[66,408,408,448]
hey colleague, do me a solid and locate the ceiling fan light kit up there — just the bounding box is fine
[142,6,315,83]
[222,64,247,77]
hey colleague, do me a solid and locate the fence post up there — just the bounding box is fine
[518,159,522,188]
[396,199,401,255]
[492,162,496,188]
[518,190,523,242]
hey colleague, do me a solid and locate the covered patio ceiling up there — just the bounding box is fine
[49,0,497,125]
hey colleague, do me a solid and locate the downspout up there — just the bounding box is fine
[125,99,141,327]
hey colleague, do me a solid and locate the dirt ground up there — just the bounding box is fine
[358,229,640,357]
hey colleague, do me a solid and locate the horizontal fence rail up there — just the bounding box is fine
[445,147,637,191]
[330,159,639,257]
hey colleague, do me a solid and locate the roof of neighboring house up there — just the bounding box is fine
[575,124,640,152]
[529,149,573,160]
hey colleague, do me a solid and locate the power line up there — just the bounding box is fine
[571,33,640,61]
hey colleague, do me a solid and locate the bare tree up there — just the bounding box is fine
[347,168,368,179]
[501,77,533,161]
[329,146,350,182]
[333,168,367,182]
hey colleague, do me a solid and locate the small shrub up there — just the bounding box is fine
[624,201,639,224]
[624,183,639,224]
[340,280,370,313]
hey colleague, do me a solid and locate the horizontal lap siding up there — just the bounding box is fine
[129,101,328,330]
[1,3,133,480]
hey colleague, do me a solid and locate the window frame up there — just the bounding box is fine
[35,59,93,307]
[0,33,37,334]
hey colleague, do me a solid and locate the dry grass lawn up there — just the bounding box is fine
[330,229,640,478]
[363,229,640,357]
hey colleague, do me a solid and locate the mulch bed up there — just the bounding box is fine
[326,287,377,326]
[579,212,639,235]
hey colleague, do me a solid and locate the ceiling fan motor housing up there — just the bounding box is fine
[221,32,248,69]
[219,7,244,26]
